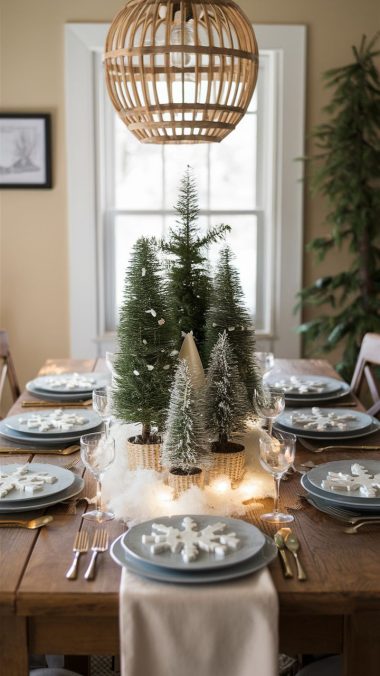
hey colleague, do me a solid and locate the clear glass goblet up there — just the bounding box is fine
[256,352,275,380]
[259,430,296,523]
[255,386,285,436]
[80,432,115,523]
[105,351,117,385]
[92,386,113,436]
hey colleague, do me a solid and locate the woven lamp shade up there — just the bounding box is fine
[104,0,259,144]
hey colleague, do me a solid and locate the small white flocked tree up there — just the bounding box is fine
[205,332,251,450]
[162,360,211,473]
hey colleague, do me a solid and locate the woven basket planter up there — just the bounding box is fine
[168,468,204,497]
[208,443,246,486]
[127,437,162,472]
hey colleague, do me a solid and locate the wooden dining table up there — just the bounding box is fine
[0,357,379,676]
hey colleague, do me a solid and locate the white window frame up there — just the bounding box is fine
[65,23,306,359]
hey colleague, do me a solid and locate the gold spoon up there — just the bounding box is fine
[279,528,307,581]
[0,515,53,529]
[274,531,293,578]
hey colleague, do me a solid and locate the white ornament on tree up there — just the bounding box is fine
[321,463,380,498]
[141,516,240,563]
[0,465,57,498]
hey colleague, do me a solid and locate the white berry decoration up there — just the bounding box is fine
[142,516,240,564]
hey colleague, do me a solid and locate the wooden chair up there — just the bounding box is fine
[0,329,21,413]
[350,333,380,416]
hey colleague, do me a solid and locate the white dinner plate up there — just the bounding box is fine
[276,408,374,438]
[0,462,75,502]
[26,380,93,402]
[0,419,100,446]
[307,459,380,499]
[301,474,380,511]
[0,475,84,513]
[32,373,106,394]
[122,515,266,571]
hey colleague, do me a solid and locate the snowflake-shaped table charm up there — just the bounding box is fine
[0,465,57,498]
[141,516,240,564]
[321,463,380,498]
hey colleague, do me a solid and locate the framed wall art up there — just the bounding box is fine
[0,113,52,189]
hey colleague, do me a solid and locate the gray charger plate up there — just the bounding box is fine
[32,373,106,395]
[277,408,373,437]
[274,418,380,442]
[0,475,84,513]
[6,410,102,437]
[0,419,102,446]
[307,459,380,496]
[301,474,380,511]
[110,532,277,584]
[0,462,75,502]
[26,380,93,402]
[121,515,266,571]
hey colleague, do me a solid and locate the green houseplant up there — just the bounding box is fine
[296,35,380,380]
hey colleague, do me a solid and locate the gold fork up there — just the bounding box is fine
[84,530,109,580]
[66,529,89,580]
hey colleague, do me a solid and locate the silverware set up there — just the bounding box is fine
[66,529,109,580]
[274,528,307,581]
[300,495,380,533]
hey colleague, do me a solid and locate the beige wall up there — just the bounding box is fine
[1,0,379,392]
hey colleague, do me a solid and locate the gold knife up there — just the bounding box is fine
[0,444,80,455]
[21,400,92,408]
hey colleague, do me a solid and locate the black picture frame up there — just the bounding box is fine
[0,113,52,189]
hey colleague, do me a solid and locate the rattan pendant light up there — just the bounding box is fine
[104,0,259,143]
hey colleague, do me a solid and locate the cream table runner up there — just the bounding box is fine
[119,566,278,676]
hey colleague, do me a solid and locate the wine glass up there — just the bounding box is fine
[255,386,285,436]
[259,430,296,523]
[105,351,117,385]
[93,386,113,436]
[80,432,115,523]
[256,352,275,380]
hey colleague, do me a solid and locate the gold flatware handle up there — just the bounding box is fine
[344,519,380,534]
[84,551,99,580]
[278,549,293,578]
[292,552,307,581]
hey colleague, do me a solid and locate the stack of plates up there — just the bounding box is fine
[275,407,380,441]
[110,514,277,584]
[301,460,380,514]
[266,375,351,406]
[0,463,84,513]
[26,372,107,402]
[0,409,102,447]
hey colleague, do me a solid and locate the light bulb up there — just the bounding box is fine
[170,12,194,68]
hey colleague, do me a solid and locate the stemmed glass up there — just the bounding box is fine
[105,351,117,385]
[255,386,285,436]
[80,432,115,523]
[259,430,296,523]
[256,352,275,381]
[93,386,113,436]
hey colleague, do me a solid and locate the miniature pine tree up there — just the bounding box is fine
[205,246,263,404]
[205,332,251,450]
[113,237,176,443]
[296,35,380,380]
[161,166,230,352]
[161,360,211,473]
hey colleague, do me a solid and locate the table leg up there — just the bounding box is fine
[344,612,380,676]
[0,615,28,675]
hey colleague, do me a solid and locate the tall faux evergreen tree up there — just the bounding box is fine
[205,246,262,404]
[113,237,176,443]
[161,167,230,352]
[161,360,211,473]
[296,35,380,380]
[205,332,251,449]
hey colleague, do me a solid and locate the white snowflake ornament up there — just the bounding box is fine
[321,464,380,498]
[142,516,240,564]
[0,465,57,499]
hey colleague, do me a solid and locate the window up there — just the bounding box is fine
[65,24,306,358]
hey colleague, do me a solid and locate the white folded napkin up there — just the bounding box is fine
[119,566,278,676]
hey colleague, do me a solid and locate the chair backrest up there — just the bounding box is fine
[0,329,21,407]
[350,333,380,417]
